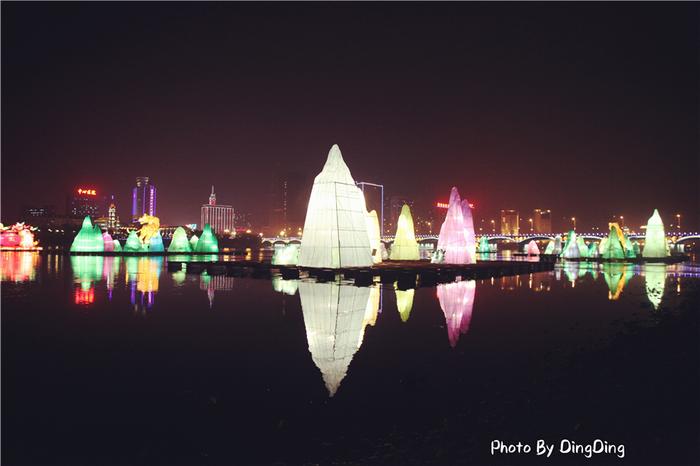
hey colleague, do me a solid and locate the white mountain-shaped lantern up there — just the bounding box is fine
[299,145,373,269]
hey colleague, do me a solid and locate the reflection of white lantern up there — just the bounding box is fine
[299,280,371,396]
[298,145,372,269]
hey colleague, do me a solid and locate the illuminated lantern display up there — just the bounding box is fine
[588,242,599,258]
[623,235,636,259]
[478,236,492,253]
[194,224,219,253]
[102,233,115,252]
[526,240,539,255]
[124,231,145,252]
[437,280,476,348]
[365,210,382,264]
[298,144,372,269]
[433,187,473,264]
[69,216,105,253]
[601,224,625,260]
[189,234,199,251]
[560,230,580,259]
[598,237,609,255]
[395,286,415,322]
[576,237,589,258]
[633,242,641,256]
[272,276,299,295]
[0,223,37,250]
[168,227,192,253]
[18,229,35,249]
[548,235,560,255]
[645,264,666,310]
[0,229,20,248]
[642,209,669,258]
[299,280,370,397]
[272,243,300,265]
[390,204,420,261]
[148,231,165,253]
[112,240,123,252]
[461,199,477,260]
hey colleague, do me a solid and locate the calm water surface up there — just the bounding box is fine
[2,252,698,465]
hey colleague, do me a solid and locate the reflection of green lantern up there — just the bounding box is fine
[194,224,219,253]
[70,255,104,290]
[168,227,192,253]
[113,240,123,252]
[70,216,105,252]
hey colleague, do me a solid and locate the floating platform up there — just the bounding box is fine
[167,258,557,287]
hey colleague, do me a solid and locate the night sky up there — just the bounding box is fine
[2,3,698,230]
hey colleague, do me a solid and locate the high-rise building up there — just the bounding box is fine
[500,209,519,235]
[23,205,55,219]
[68,187,103,219]
[533,209,552,234]
[132,177,156,223]
[269,171,309,233]
[201,186,234,234]
[108,202,119,229]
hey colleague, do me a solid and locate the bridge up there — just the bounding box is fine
[261,232,700,246]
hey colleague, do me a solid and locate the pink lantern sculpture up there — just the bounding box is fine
[526,240,540,255]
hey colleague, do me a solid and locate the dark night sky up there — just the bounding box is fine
[2,3,699,230]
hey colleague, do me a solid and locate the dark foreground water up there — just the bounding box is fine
[2,252,699,465]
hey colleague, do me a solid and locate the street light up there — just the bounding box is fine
[571,217,576,231]
[619,215,624,228]
[528,218,533,232]
[676,214,681,231]
[490,219,495,233]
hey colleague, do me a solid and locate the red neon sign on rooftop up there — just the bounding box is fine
[436,201,475,209]
[77,188,97,196]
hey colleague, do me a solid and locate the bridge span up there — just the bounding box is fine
[261,232,700,246]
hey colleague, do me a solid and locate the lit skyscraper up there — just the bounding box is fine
[131,177,156,222]
[533,209,552,233]
[201,186,234,234]
[500,209,519,235]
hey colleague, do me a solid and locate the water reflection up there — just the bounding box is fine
[298,280,372,397]
[71,256,103,305]
[395,285,415,322]
[602,263,633,301]
[644,264,666,310]
[103,257,121,300]
[200,271,235,307]
[0,251,39,282]
[272,276,299,295]
[436,280,476,348]
[125,257,162,311]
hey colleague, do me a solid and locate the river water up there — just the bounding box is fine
[2,252,698,465]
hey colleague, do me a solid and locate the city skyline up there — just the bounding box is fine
[2,3,698,229]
